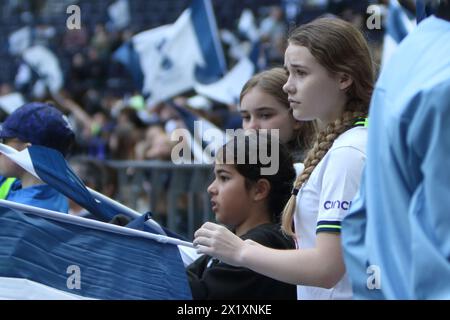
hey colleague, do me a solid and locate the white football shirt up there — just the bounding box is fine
[294,126,367,300]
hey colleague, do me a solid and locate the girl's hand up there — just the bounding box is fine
[193,222,247,267]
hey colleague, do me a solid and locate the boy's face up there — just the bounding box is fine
[0,138,29,177]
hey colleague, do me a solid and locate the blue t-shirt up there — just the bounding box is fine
[342,16,450,299]
[7,184,69,213]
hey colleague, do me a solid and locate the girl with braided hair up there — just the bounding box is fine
[193,17,374,300]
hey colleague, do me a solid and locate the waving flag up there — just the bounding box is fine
[191,8,260,106]
[14,45,64,100]
[0,200,192,300]
[8,27,32,56]
[194,57,255,105]
[114,0,226,107]
[113,41,144,90]
[9,25,63,98]
[169,102,229,163]
[0,143,167,235]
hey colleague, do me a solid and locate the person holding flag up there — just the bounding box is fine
[0,102,75,212]
[187,132,297,300]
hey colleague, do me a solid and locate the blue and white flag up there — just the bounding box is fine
[192,9,261,105]
[114,0,226,107]
[0,200,192,300]
[15,45,64,97]
[0,143,166,235]
[169,102,228,163]
[8,27,32,56]
[381,0,416,68]
[194,57,255,106]
[113,41,145,91]
[238,9,260,43]
[237,9,267,71]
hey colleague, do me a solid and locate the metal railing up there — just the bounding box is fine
[105,160,214,240]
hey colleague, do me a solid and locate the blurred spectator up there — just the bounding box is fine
[34,23,56,47]
[67,53,89,98]
[0,83,14,96]
[62,25,89,54]
[90,24,111,59]
[327,0,370,30]
[86,110,111,160]
[282,0,302,24]
[135,124,174,161]
[260,6,286,46]
[85,48,108,90]
[0,0,389,226]
[109,107,146,160]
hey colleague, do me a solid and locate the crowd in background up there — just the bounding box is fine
[0,0,389,224]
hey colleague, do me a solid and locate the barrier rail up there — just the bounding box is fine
[105,160,214,240]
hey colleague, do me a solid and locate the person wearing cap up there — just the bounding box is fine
[0,102,75,212]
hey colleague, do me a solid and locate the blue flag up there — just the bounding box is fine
[113,41,144,91]
[169,102,228,163]
[113,0,226,107]
[0,202,192,299]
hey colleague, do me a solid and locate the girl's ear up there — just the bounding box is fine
[338,72,353,91]
[252,178,271,202]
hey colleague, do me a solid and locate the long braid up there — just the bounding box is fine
[281,110,367,236]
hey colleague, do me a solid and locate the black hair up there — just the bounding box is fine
[216,132,296,223]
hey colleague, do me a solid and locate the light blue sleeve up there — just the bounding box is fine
[408,81,450,299]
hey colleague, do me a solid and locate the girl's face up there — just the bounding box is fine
[240,87,300,144]
[283,44,348,125]
[207,163,253,227]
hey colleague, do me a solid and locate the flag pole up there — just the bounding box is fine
[87,186,166,235]
[0,199,194,248]
[0,143,168,237]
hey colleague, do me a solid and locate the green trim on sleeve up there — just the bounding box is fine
[316,220,342,234]
[0,177,17,200]
[353,118,369,128]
